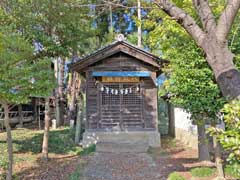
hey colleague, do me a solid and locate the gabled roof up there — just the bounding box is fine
[70,40,166,72]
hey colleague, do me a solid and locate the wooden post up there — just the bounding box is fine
[75,93,83,144]
[32,97,38,122]
[38,100,41,130]
[18,104,23,127]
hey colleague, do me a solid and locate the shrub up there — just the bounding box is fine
[208,100,240,177]
[168,172,186,180]
[224,164,240,179]
[190,167,215,177]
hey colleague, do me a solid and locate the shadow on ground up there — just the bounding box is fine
[0,128,81,154]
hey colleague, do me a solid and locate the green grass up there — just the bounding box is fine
[80,144,96,156]
[69,164,82,180]
[190,167,216,178]
[224,164,240,179]
[0,127,84,170]
[148,136,178,159]
[167,172,186,180]
[162,136,177,148]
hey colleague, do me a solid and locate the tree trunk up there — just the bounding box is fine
[59,57,65,125]
[213,135,225,179]
[202,40,240,99]
[168,103,175,137]
[54,58,60,127]
[216,69,240,99]
[18,104,23,127]
[154,0,240,99]
[32,98,39,122]
[67,72,77,122]
[75,93,83,144]
[54,57,65,127]
[42,97,50,161]
[197,122,211,161]
[3,103,13,180]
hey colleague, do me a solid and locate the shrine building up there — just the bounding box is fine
[70,37,166,150]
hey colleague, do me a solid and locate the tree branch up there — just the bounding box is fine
[215,0,240,44]
[192,0,216,33]
[154,0,206,47]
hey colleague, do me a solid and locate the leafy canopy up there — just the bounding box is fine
[0,24,55,104]
[5,0,95,58]
[144,1,226,121]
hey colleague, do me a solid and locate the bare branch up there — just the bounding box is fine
[154,0,206,47]
[216,0,240,44]
[192,0,216,33]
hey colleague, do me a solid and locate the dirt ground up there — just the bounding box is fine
[1,135,236,180]
[149,137,235,180]
[14,154,89,180]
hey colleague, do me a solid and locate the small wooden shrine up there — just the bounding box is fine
[71,36,165,147]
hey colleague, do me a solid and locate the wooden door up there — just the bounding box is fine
[99,83,144,130]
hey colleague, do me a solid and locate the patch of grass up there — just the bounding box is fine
[69,165,82,180]
[224,164,240,179]
[79,144,96,156]
[190,167,215,178]
[0,127,83,171]
[69,163,85,180]
[162,136,177,148]
[168,172,186,180]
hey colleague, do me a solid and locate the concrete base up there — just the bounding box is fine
[81,130,161,152]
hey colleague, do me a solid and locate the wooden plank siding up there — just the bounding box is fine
[85,52,158,130]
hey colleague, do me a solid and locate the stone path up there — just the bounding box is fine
[84,152,162,180]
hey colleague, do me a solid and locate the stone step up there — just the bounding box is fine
[96,141,149,153]
[81,131,161,148]
[96,132,149,142]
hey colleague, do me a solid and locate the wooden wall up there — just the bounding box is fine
[85,52,158,131]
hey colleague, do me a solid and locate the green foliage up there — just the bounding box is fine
[190,167,215,177]
[224,164,240,179]
[3,0,95,58]
[208,100,240,176]
[0,30,55,104]
[229,12,240,70]
[146,5,225,123]
[167,172,186,180]
[79,144,96,156]
[143,1,240,123]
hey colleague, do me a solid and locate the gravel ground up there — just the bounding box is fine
[84,152,162,180]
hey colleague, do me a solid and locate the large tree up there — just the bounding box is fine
[0,29,55,180]
[155,30,225,162]
[153,0,240,99]
[3,0,95,126]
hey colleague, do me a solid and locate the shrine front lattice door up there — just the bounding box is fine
[98,83,144,130]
